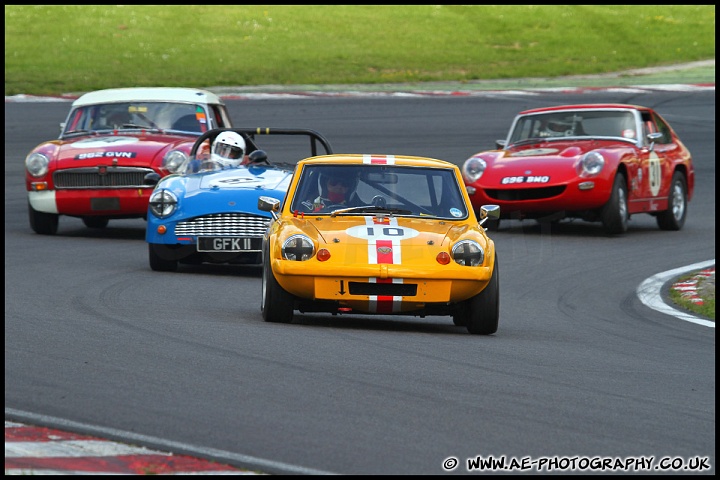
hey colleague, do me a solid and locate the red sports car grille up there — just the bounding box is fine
[175,213,270,236]
[486,185,565,201]
[348,282,418,297]
[54,167,155,189]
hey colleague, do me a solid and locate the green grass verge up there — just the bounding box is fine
[4,5,715,95]
[669,273,715,320]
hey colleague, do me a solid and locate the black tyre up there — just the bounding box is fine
[261,248,295,323]
[600,173,628,234]
[453,255,499,335]
[452,316,468,327]
[656,171,687,231]
[82,217,109,229]
[28,203,59,235]
[148,244,178,272]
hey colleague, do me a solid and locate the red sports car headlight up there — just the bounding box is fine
[462,157,487,183]
[578,151,605,177]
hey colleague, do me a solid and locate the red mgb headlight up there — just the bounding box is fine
[26,152,50,177]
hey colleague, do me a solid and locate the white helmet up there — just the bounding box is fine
[210,131,246,168]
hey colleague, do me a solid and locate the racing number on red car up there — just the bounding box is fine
[648,151,662,197]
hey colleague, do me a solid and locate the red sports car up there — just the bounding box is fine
[461,104,694,234]
[24,87,233,235]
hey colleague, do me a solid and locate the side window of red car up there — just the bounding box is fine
[641,111,657,146]
[651,113,673,145]
[208,105,232,129]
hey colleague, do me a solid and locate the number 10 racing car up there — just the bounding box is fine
[258,154,501,335]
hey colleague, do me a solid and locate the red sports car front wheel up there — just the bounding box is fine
[656,171,688,231]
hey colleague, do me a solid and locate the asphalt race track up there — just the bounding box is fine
[4,89,715,475]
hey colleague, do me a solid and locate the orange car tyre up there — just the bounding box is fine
[455,255,499,335]
[656,171,688,231]
[262,254,295,324]
[600,173,629,235]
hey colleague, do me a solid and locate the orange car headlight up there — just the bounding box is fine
[282,234,315,261]
[451,240,484,267]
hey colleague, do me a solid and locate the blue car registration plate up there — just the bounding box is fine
[197,237,261,252]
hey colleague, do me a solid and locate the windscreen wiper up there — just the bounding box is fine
[330,205,413,217]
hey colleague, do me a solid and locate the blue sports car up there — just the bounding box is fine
[144,127,333,271]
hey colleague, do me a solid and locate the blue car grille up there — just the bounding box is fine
[175,213,270,236]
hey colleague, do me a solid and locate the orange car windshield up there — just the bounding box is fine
[290,164,468,219]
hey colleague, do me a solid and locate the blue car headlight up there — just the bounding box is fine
[282,235,315,261]
[452,240,484,267]
[148,189,178,218]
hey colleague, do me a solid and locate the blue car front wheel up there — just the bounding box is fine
[148,244,178,272]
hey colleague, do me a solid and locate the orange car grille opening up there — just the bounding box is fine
[349,282,418,297]
[54,167,154,189]
[486,185,565,201]
[175,213,270,237]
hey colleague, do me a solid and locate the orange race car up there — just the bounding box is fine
[258,154,500,335]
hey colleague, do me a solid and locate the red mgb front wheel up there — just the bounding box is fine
[28,202,59,235]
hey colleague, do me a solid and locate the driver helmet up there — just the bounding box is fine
[543,118,574,136]
[318,171,358,204]
[98,106,131,129]
[210,131,246,168]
